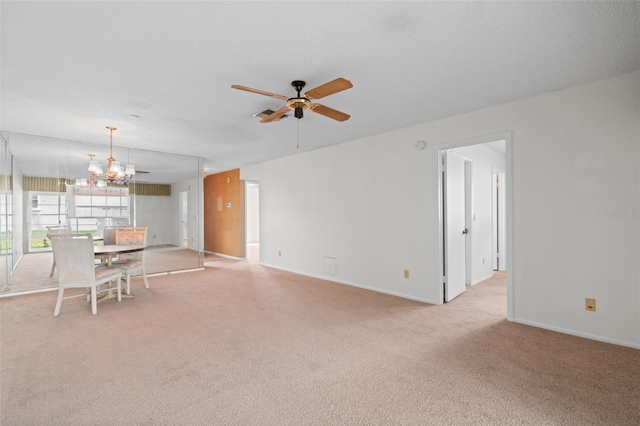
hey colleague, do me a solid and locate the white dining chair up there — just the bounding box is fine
[46,225,73,277]
[95,226,119,264]
[103,226,118,245]
[50,233,123,316]
[114,227,149,295]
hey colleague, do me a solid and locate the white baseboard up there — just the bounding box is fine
[0,286,57,299]
[261,262,438,305]
[470,273,494,286]
[513,317,640,350]
[147,267,204,278]
[206,251,244,260]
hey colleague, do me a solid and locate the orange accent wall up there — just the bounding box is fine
[204,169,245,258]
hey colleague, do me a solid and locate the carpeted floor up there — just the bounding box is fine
[1,255,638,425]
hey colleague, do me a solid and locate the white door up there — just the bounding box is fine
[444,151,467,302]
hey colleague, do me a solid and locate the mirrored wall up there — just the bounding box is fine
[0,131,204,295]
[0,133,13,291]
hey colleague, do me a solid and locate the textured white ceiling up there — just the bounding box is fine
[1,1,639,181]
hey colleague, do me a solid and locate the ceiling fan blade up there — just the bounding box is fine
[305,78,353,100]
[309,104,351,122]
[260,106,290,123]
[231,85,288,101]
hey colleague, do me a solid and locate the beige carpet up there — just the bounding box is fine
[1,257,639,425]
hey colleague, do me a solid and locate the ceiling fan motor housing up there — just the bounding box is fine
[287,96,311,119]
[287,98,311,110]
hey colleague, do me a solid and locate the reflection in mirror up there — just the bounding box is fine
[2,132,203,295]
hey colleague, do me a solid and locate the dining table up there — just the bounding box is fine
[94,244,146,302]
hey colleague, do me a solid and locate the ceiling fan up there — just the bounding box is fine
[231,78,353,123]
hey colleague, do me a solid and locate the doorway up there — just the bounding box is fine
[433,132,513,320]
[245,181,259,263]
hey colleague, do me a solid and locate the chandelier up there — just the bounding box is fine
[77,126,135,187]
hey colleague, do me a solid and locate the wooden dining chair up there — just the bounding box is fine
[50,233,122,316]
[114,226,149,295]
[46,225,73,277]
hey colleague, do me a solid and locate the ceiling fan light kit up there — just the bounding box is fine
[253,109,288,121]
[231,77,353,123]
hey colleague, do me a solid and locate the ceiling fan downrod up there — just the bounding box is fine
[291,80,306,119]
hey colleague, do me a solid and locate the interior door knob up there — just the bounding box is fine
[462,229,469,235]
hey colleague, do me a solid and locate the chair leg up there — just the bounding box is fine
[90,286,97,315]
[121,269,148,293]
[53,287,64,316]
[117,276,122,302]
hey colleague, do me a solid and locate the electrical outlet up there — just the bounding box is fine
[403,270,409,279]
[585,298,596,312]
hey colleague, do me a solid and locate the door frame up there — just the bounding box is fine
[244,180,260,252]
[432,131,514,321]
[492,168,506,271]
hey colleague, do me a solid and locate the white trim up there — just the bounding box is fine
[147,268,205,277]
[0,286,57,298]
[205,251,244,260]
[432,132,514,321]
[505,135,514,320]
[514,318,640,350]
[262,262,439,305]
[244,180,260,250]
[433,148,445,304]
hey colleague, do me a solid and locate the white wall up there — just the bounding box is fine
[131,195,171,246]
[242,71,640,348]
[243,134,434,302]
[131,177,203,251]
[451,143,505,285]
